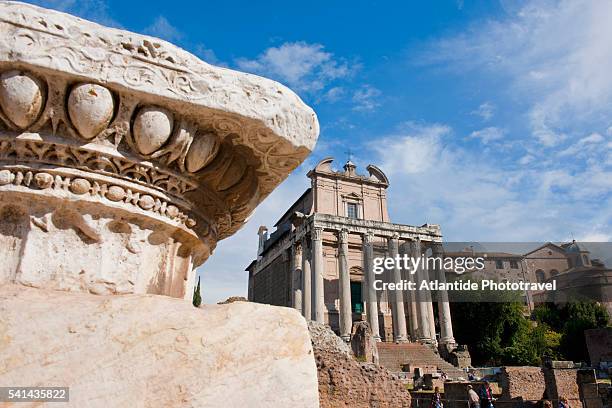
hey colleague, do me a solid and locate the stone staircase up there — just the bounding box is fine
[377,342,465,379]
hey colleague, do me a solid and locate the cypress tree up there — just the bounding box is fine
[192,276,202,307]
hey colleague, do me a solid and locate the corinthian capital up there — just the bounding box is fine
[0,2,319,299]
[338,228,349,243]
[312,227,323,241]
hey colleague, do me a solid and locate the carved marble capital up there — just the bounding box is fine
[338,228,349,243]
[0,2,319,299]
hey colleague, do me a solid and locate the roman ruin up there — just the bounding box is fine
[0,1,320,406]
[246,158,457,349]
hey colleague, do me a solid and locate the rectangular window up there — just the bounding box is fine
[510,260,519,269]
[495,260,504,269]
[347,202,358,219]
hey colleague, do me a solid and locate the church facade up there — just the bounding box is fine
[246,157,456,347]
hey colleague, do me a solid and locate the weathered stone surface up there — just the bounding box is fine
[0,70,44,128]
[217,295,249,304]
[0,3,321,407]
[500,366,546,402]
[351,321,380,364]
[309,321,411,408]
[0,0,319,298]
[0,284,320,407]
[543,368,582,407]
[67,83,115,139]
[308,320,352,358]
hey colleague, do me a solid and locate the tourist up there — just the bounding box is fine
[543,400,553,408]
[558,397,570,408]
[431,386,444,408]
[479,381,495,408]
[467,385,480,408]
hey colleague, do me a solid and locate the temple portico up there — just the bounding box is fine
[246,158,456,348]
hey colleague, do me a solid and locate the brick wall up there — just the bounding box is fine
[500,366,546,402]
[543,368,581,407]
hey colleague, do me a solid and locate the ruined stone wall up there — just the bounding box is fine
[543,368,582,407]
[500,366,547,402]
[309,321,410,408]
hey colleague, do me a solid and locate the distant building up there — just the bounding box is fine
[445,242,612,314]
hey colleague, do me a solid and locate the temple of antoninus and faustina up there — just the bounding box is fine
[246,157,456,348]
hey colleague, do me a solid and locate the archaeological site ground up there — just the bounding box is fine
[0,1,611,407]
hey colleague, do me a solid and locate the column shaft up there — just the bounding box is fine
[401,242,419,340]
[312,227,325,323]
[389,235,407,342]
[338,229,352,341]
[433,244,455,345]
[291,243,303,312]
[301,236,312,319]
[413,239,433,343]
[363,231,381,341]
[423,250,437,346]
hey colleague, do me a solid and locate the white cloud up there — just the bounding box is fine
[236,42,352,93]
[578,231,612,242]
[144,16,182,42]
[194,44,224,66]
[371,122,611,242]
[423,0,612,146]
[371,122,451,174]
[558,132,606,157]
[322,87,346,103]
[472,102,495,121]
[352,85,382,112]
[468,127,505,144]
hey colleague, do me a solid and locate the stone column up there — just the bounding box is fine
[337,228,352,341]
[400,241,419,340]
[413,239,433,343]
[424,250,438,346]
[363,231,381,341]
[291,243,303,313]
[301,235,312,319]
[311,226,325,323]
[388,233,407,342]
[433,243,455,346]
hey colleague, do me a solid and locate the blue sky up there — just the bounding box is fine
[30,0,612,302]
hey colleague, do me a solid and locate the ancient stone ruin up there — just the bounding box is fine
[0,1,320,406]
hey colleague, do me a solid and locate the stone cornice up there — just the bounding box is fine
[310,213,442,241]
[0,1,318,149]
[0,1,319,240]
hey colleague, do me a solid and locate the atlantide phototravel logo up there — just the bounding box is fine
[369,242,611,303]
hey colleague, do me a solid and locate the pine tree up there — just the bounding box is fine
[192,276,202,307]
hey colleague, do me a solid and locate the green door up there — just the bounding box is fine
[350,281,363,314]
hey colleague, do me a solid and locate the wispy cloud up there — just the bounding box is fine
[468,127,505,144]
[194,43,224,66]
[322,86,346,103]
[471,102,495,121]
[352,85,382,112]
[421,0,612,147]
[144,16,182,42]
[372,121,611,242]
[235,42,353,94]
